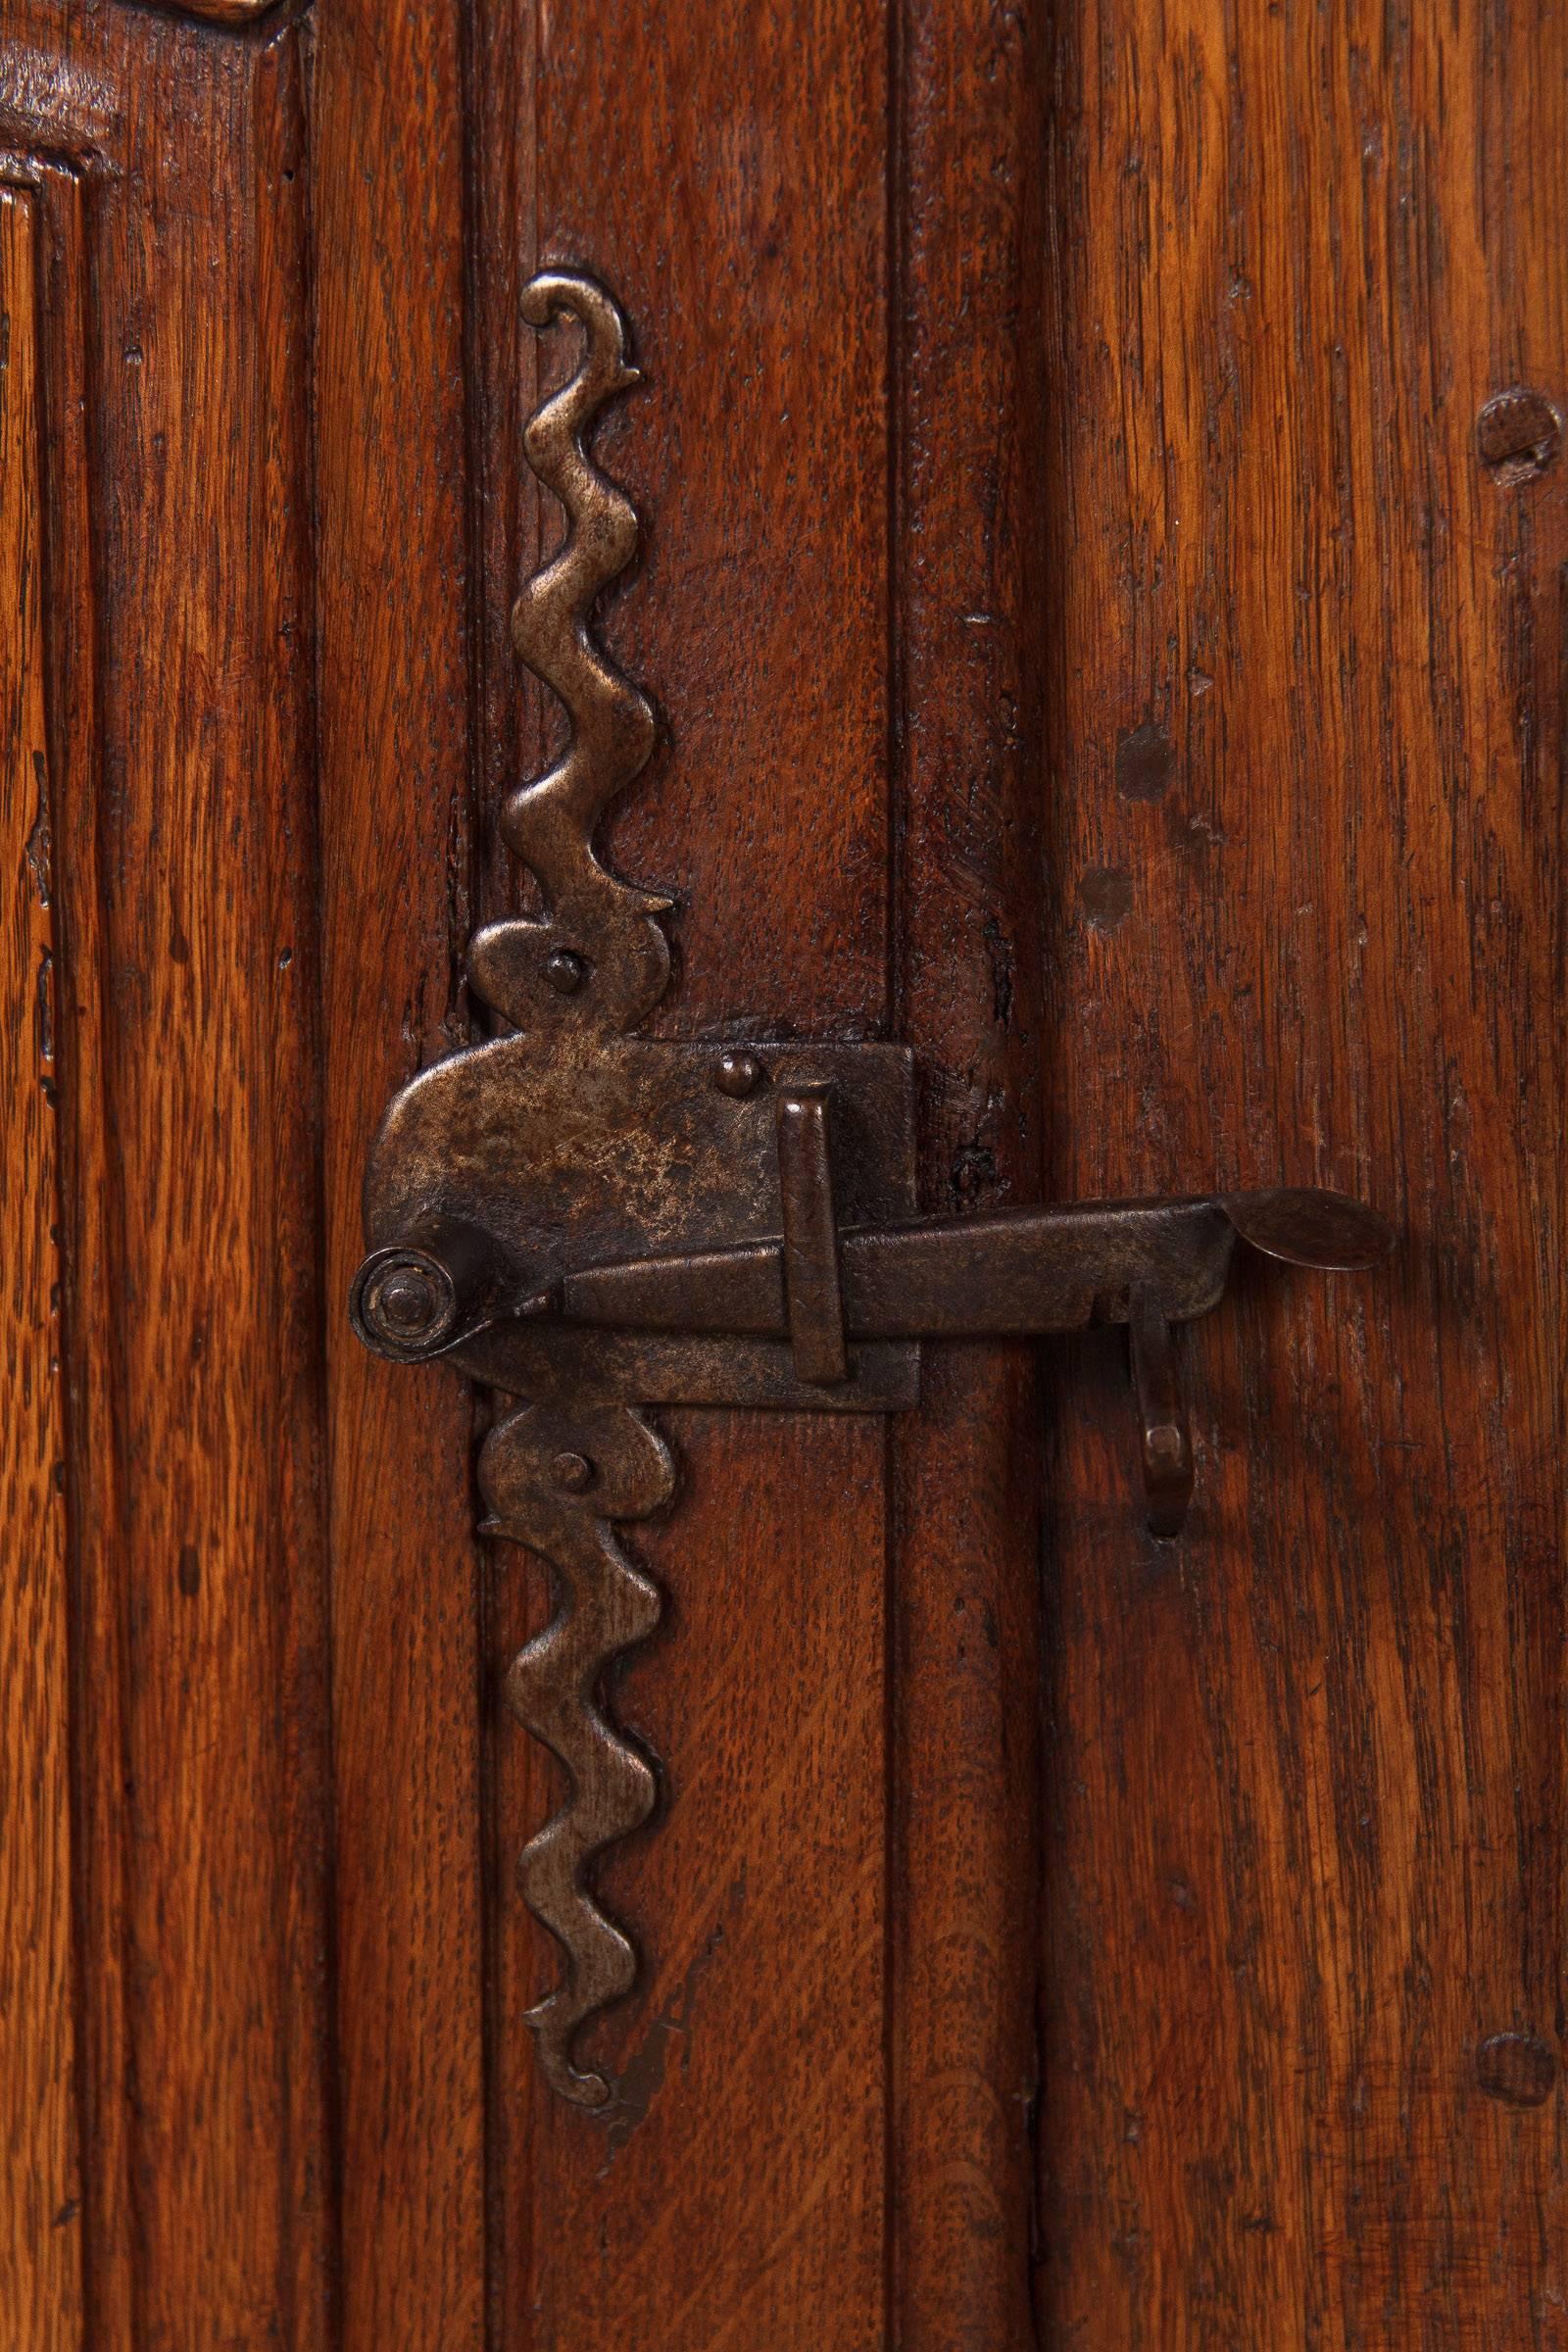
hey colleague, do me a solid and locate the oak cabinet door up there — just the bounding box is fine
[1,3,1561,2348]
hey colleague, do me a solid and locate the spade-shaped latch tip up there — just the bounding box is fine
[1222,1187,1396,1273]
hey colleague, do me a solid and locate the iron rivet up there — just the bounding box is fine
[714,1049,763,1099]
[552,1450,596,1494]
[545,948,589,996]
[374,1266,439,1336]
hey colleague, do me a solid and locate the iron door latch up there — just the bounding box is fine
[350,271,1393,2108]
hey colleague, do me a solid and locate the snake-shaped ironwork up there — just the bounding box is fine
[479,1398,673,2106]
[468,271,671,1037]
[471,271,675,2106]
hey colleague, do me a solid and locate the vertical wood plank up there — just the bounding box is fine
[0,12,339,2340]
[85,24,334,2343]
[0,174,84,2352]
[311,0,488,2342]
[472,4,895,2342]
[254,36,342,2341]
[23,141,135,2348]
[1038,5,1568,2344]
[890,2,1048,2342]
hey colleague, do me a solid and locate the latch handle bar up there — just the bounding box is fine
[355,1086,1393,1539]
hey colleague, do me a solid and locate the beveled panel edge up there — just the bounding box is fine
[2,145,132,2339]
[0,172,86,2346]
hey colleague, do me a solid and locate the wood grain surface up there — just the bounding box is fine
[2,0,1561,2344]
[14,139,129,2352]
[0,11,336,2347]
[1036,6,1568,2345]
[890,2,1049,2344]
[312,0,489,2343]
[483,3,898,2341]
[0,174,83,2352]
[464,0,1052,2339]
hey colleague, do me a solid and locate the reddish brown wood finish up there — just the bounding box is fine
[449,0,1054,2339]
[4,0,1560,2345]
[312,1,488,2344]
[13,135,125,2352]
[891,2,1049,2344]
[1037,6,1568,2345]
[0,0,1044,2339]
[484,5,899,2340]
[0,173,83,2350]
[0,11,335,2347]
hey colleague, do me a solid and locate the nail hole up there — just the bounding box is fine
[1078,866,1134,932]
[1477,387,1562,485]
[1476,2032,1557,2107]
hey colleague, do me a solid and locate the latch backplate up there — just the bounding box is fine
[363,1033,919,1411]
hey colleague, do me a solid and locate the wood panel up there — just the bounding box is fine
[311,0,488,2343]
[14,139,130,2349]
[457,6,1058,2341]
[15,5,1554,2346]
[491,6,895,2342]
[890,0,1049,2344]
[458,3,901,2343]
[0,12,336,2344]
[1038,5,1568,2345]
[0,173,83,2352]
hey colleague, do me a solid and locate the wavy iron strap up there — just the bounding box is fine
[468,270,671,1037]
[480,1399,673,2107]
[478,271,674,2105]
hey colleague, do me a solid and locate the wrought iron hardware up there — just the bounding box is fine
[349,270,1394,2109]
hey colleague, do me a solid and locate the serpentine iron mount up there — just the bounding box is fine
[351,270,1394,2109]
